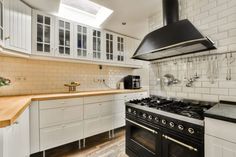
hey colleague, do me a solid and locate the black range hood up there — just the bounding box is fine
[132,0,216,61]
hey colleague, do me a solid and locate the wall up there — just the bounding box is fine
[149,0,236,102]
[0,56,149,96]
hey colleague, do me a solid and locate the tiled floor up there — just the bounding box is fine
[36,128,127,157]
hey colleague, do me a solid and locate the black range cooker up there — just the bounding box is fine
[125,96,216,157]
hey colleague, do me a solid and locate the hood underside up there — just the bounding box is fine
[132,19,216,61]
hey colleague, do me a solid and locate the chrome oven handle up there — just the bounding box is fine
[162,134,198,152]
[126,119,158,134]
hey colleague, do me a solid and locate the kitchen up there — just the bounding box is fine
[0,0,236,157]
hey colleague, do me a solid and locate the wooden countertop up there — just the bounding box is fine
[0,89,146,128]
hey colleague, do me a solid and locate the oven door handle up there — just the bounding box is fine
[162,134,198,152]
[126,119,158,134]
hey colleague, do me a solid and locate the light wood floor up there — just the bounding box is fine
[31,128,127,157]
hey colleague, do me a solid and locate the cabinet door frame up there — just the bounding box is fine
[73,22,92,60]
[3,0,31,54]
[90,27,104,61]
[103,30,116,62]
[115,35,126,63]
[54,17,74,58]
[32,10,55,56]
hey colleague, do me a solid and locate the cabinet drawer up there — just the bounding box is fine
[64,105,83,123]
[84,118,101,138]
[40,105,83,128]
[84,95,114,104]
[40,122,83,151]
[84,103,100,119]
[100,101,113,116]
[205,135,236,157]
[100,115,113,133]
[113,99,125,114]
[40,125,63,151]
[62,122,83,144]
[39,98,83,109]
[205,118,236,143]
[113,113,125,129]
[40,108,64,128]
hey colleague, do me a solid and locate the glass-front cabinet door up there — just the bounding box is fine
[55,19,73,57]
[75,24,88,58]
[92,29,101,60]
[116,36,125,62]
[0,0,3,46]
[32,10,54,56]
[105,33,114,61]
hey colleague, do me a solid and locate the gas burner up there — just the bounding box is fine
[128,96,215,120]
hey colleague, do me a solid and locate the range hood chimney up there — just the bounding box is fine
[132,0,216,61]
[162,0,179,26]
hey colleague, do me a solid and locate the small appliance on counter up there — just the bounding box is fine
[124,75,141,89]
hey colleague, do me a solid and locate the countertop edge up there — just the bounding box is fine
[204,113,236,124]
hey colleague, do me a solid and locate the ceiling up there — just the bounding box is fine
[91,0,162,39]
[23,0,162,39]
[23,0,61,14]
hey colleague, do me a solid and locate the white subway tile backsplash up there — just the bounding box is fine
[210,88,229,95]
[229,89,236,96]
[149,0,236,101]
[195,88,210,94]
[202,94,219,101]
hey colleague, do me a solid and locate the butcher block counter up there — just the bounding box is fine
[0,89,146,128]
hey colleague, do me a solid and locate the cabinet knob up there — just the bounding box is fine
[5,36,10,40]
[13,121,19,125]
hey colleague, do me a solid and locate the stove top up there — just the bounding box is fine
[128,96,215,120]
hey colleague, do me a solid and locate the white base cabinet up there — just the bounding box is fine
[30,91,148,154]
[205,118,236,157]
[0,108,30,157]
[205,135,236,157]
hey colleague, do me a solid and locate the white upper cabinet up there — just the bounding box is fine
[126,37,143,66]
[55,18,73,58]
[32,10,55,56]
[0,0,3,46]
[116,35,125,63]
[105,32,114,61]
[92,29,102,60]
[74,23,90,59]
[4,0,31,54]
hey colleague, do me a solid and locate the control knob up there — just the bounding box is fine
[178,125,184,131]
[142,113,147,119]
[162,119,167,125]
[127,108,132,113]
[188,128,195,134]
[169,122,175,128]
[155,117,159,122]
[148,115,153,120]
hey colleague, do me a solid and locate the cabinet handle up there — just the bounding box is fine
[13,121,19,125]
[5,36,10,40]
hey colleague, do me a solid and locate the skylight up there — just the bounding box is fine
[56,0,113,28]
[62,0,101,15]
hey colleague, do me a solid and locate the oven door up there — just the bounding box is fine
[161,131,203,157]
[126,118,161,157]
